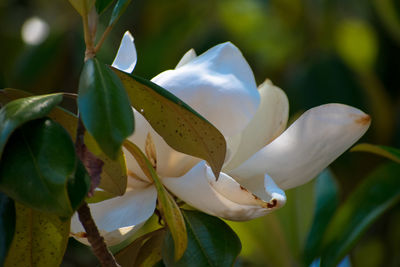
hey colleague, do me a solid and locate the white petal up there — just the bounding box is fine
[162,161,286,221]
[126,109,200,178]
[224,80,289,170]
[223,134,242,165]
[176,48,197,68]
[70,186,157,246]
[151,42,260,137]
[230,104,371,190]
[234,174,286,209]
[112,31,137,73]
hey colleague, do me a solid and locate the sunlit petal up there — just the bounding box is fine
[152,42,260,137]
[163,161,286,221]
[230,104,371,190]
[112,31,137,73]
[176,48,197,68]
[70,186,157,246]
[224,80,289,170]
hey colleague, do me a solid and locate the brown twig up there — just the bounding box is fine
[75,117,117,266]
[82,2,95,61]
[94,25,112,53]
[77,202,120,267]
[76,6,119,265]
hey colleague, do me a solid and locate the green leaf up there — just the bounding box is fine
[68,160,91,211]
[163,210,241,267]
[113,69,226,178]
[320,163,400,267]
[135,229,165,267]
[0,118,85,217]
[303,170,339,265]
[68,0,96,16]
[0,89,127,198]
[78,58,134,159]
[115,228,166,267]
[0,193,15,266]
[109,0,132,26]
[4,202,70,267]
[124,140,187,260]
[0,93,63,159]
[96,0,115,14]
[351,143,400,163]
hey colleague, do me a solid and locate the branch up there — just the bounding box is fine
[94,25,112,53]
[77,202,120,267]
[75,118,117,266]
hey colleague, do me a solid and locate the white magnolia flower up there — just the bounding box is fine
[71,31,371,245]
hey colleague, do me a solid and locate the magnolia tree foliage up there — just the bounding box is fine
[0,1,400,267]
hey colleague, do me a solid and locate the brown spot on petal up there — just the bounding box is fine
[239,185,249,192]
[354,114,371,126]
[267,199,278,209]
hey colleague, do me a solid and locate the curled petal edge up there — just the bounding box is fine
[163,161,286,221]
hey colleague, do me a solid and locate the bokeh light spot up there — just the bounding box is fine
[21,17,49,45]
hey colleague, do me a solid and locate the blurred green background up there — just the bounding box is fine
[0,0,399,266]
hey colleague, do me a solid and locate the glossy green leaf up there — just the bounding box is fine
[113,69,226,178]
[68,0,95,16]
[303,170,339,265]
[351,143,400,163]
[163,210,241,267]
[68,160,91,211]
[116,228,166,267]
[0,92,63,158]
[124,140,187,260]
[96,0,115,14]
[4,202,70,267]
[78,58,134,159]
[320,163,400,267]
[0,89,127,198]
[0,118,87,217]
[0,193,15,266]
[109,0,132,26]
